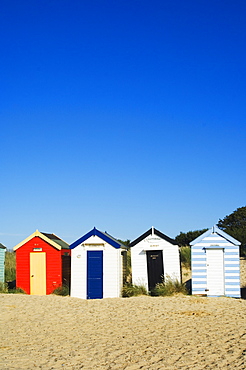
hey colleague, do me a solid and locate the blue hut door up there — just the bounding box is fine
[87,251,103,299]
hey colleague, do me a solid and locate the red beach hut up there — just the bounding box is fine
[13,230,71,295]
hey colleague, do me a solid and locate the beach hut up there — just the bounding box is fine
[0,243,7,283]
[13,230,70,295]
[70,227,127,299]
[190,225,241,298]
[129,227,181,292]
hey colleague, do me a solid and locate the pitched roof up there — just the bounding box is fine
[190,225,241,246]
[13,230,69,251]
[42,233,70,249]
[0,243,6,249]
[129,227,177,247]
[70,227,127,249]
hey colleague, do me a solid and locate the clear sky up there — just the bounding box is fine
[1,1,246,248]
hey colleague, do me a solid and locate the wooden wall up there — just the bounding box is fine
[15,236,62,294]
[191,228,241,298]
[131,233,181,291]
[71,235,123,299]
[0,247,6,282]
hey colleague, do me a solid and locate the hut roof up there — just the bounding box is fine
[42,233,70,249]
[129,227,177,247]
[190,225,241,246]
[13,230,69,251]
[70,227,127,250]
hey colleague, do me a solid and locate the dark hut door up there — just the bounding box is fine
[146,250,164,291]
[62,255,71,288]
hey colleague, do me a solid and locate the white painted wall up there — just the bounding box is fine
[70,235,123,299]
[71,244,86,299]
[131,233,181,290]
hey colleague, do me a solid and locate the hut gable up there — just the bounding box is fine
[190,225,240,246]
[13,230,69,252]
[130,227,181,292]
[70,227,124,249]
[129,227,177,247]
[190,225,241,298]
[70,228,126,300]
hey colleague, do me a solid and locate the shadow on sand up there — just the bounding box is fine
[240,287,246,299]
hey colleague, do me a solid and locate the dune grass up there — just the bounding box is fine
[52,285,70,296]
[179,246,191,269]
[0,282,8,293]
[153,276,188,296]
[5,251,16,282]
[122,283,148,297]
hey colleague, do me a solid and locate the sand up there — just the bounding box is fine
[1,294,246,369]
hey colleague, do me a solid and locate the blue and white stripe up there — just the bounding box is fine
[190,226,241,298]
[0,245,6,283]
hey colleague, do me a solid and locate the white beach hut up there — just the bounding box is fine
[129,227,181,292]
[190,225,241,298]
[70,227,127,299]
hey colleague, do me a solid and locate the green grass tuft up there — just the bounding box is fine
[52,285,69,296]
[0,282,8,293]
[8,287,26,294]
[0,282,26,294]
[122,283,148,297]
[153,276,188,296]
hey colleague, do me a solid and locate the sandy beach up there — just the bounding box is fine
[1,294,246,369]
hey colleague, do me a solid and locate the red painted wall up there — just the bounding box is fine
[16,236,64,295]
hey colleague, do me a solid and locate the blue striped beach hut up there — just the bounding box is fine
[0,243,7,283]
[190,225,241,298]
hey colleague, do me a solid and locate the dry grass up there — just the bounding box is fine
[5,251,16,282]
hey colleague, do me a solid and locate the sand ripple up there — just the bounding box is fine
[1,294,246,369]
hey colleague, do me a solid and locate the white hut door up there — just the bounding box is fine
[206,248,224,296]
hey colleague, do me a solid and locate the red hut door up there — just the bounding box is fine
[30,252,46,295]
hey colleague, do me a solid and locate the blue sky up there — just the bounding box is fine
[1,1,246,248]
